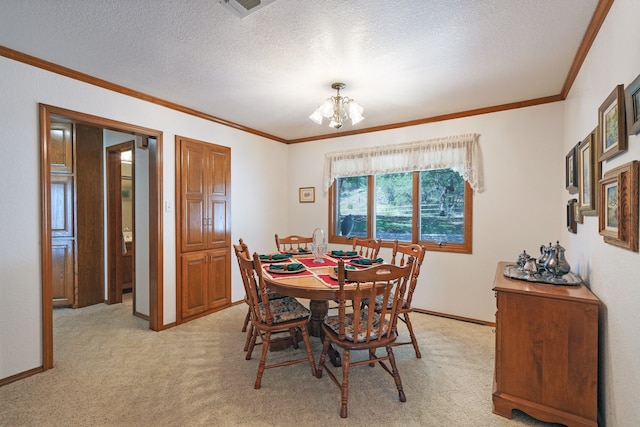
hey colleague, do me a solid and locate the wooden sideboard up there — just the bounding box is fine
[492,262,599,427]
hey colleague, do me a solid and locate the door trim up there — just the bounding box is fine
[39,104,164,370]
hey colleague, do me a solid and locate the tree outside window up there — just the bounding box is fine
[330,168,472,253]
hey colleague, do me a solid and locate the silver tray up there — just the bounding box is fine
[503,264,582,286]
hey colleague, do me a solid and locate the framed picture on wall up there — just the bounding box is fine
[299,187,315,203]
[567,199,578,233]
[565,145,578,194]
[625,73,640,135]
[598,160,638,252]
[578,128,599,216]
[598,84,627,162]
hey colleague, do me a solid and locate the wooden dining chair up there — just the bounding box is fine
[316,259,413,418]
[351,237,382,259]
[233,238,284,351]
[382,240,427,358]
[274,234,313,253]
[237,251,317,389]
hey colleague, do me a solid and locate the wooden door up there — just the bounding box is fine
[106,142,136,304]
[207,149,230,249]
[75,124,104,307]
[181,141,207,253]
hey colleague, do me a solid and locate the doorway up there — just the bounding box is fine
[40,104,164,371]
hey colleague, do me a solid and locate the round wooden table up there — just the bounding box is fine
[262,262,344,366]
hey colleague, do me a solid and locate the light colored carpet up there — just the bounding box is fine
[0,295,562,426]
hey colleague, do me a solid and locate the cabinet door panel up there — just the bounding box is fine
[184,199,206,251]
[181,141,207,252]
[52,238,74,306]
[207,248,229,310]
[207,148,230,248]
[209,201,228,247]
[50,122,73,173]
[51,175,74,237]
[209,151,228,195]
[181,253,208,318]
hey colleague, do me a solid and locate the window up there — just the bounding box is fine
[324,133,479,253]
[329,168,472,253]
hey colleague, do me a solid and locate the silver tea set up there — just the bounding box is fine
[515,241,571,283]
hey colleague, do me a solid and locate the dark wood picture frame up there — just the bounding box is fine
[578,128,599,216]
[565,145,578,194]
[625,73,640,135]
[598,160,638,252]
[598,84,627,162]
[567,199,577,233]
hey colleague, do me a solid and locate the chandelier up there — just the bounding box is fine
[309,82,364,129]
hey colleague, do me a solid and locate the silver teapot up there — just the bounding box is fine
[537,242,553,269]
[543,241,571,280]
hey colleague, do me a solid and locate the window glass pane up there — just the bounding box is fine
[336,176,368,238]
[374,172,413,241]
[419,169,465,243]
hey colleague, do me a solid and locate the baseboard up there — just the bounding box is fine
[413,308,496,327]
[0,366,43,387]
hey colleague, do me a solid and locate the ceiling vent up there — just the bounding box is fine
[218,0,277,18]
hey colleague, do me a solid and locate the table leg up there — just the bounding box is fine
[308,299,341,367]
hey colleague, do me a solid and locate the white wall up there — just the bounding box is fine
[562,0,640,424]
[0,56,287,379]
[287,102,564,322]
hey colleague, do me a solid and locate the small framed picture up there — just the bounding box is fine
[565,145,578,194]
[567,199,577,234]
[625,73,640,135]
[299,187,315,203]
[598,160,638,252]
[598,84,627,162]
[577,128,599,216]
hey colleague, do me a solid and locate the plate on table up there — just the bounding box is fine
[284,248,312,255]
[267,264,306,274]
[330,251,360,259]
[259,254,291,263]
[350,258,384,266]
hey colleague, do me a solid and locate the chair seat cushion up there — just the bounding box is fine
[258,296,310,324]
[323,311,389,342]
[363,293,408,311]
[264,288,285,300]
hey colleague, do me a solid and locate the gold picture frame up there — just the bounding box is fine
[577,128,600,216]
[598,84,627,162]
[299,187,315,203]
[598,160,638,252]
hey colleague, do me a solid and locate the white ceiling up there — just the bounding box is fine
[0,0,600,142]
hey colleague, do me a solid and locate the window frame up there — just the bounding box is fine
[328,172,472,253]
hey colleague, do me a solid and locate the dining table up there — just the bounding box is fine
[260,250,386,367]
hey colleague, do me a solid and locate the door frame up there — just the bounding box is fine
[40,104,164,370]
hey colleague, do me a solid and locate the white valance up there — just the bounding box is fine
[323,133,482,193]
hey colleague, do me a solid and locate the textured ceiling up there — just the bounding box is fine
[0,0,600,141]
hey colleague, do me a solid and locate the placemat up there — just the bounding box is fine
[263,268,313,279]
[297,257,338,268]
